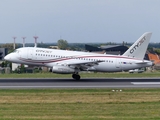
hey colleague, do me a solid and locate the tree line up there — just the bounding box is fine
[1,39,160,54]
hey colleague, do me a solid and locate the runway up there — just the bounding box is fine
[0,78,160,89]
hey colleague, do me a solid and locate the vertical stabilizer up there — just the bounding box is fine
[122,32,152,60]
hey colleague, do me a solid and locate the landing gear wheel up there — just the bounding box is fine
[72,74,81,80]
[75,74,80,80]
[72,74,76,79]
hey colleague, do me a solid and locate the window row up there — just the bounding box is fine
[35,53,114,63]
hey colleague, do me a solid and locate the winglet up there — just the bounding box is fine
[122,32,152,60]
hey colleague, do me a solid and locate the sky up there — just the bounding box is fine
[0,0,160,43]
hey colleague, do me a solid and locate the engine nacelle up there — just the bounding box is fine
[52,65,75,74]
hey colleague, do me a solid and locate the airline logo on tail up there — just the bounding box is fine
[130,36,146,54]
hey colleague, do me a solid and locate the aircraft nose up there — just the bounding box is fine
[4,55,10,61]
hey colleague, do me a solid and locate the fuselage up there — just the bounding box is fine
[4,47,152,72]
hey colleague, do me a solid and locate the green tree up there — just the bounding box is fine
[0,43,17,52]
[57,39,68,50]
[154,48,160,55]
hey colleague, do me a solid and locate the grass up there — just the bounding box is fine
[0,72,160,119]
[0,89,160,119]
[0,71,160,78]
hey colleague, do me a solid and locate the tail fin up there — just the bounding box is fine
[122,32,152,60]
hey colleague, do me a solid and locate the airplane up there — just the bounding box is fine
[4,32,153,80]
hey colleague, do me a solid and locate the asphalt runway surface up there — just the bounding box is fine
[0,78,160,89]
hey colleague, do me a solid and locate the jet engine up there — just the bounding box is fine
[52,65,75,74]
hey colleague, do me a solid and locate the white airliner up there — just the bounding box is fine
[4,32,153,80]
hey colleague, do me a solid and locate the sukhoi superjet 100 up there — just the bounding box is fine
[4,32,153,80]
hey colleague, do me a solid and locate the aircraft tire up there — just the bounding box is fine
[72,74,80,80]
[72,74,76,79]
[75,74,80,80]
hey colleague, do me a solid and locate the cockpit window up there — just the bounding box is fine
[12,50,19,53]
[13,50,17,53]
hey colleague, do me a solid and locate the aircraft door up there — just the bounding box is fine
[115,58,121,69]
[27,49,33,60]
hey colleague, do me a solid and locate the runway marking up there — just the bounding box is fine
[131,82,160,85]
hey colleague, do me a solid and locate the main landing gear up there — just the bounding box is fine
[72,73,81,80]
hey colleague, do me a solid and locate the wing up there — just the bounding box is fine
[67,60,103,70]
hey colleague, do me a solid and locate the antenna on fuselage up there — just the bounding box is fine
[22,37,26,47]
[33,36,38,47]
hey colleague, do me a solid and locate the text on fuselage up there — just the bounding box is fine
[36,49,52,53]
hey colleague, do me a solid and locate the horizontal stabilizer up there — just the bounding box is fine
[136,61,151,64]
